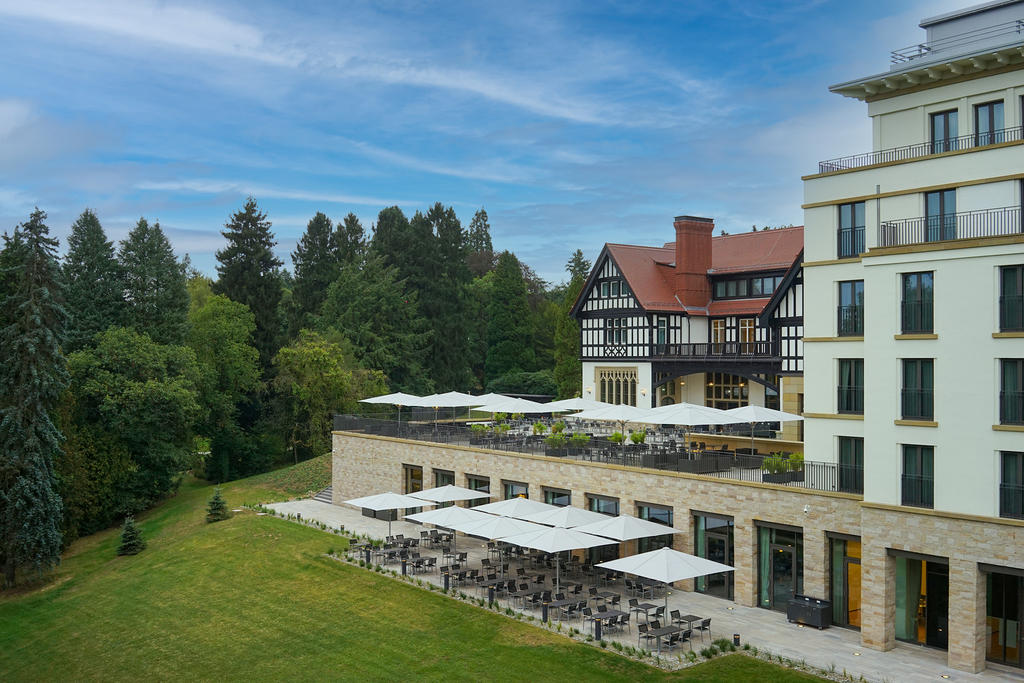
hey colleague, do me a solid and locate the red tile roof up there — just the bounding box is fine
[605,226,803,316]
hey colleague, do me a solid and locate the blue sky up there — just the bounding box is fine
[0,0,966,284]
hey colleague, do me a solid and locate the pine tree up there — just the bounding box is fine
[119,217,189,346]
[0,209,67,586]
[368,206,411,273]
[466,208,494,276]
[117,515,146,555]
[565,249,592,282]
[63,209,124,352]
[214,197,284,373]
[485,251,535,383]
[332,212,365,269]
[291,212,338,332]
[206,488,230,523]
[553,275,584,398]
[425,203,471,390]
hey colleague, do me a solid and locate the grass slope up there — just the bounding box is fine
[0,458,820,682]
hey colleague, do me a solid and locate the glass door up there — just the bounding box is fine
[695,514,734,600]
[987,572,1023,667]
[831,538,862,629]
[926,563,949,649]
[758,526,803,611]
[925,189,956,242]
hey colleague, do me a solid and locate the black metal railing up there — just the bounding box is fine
[652,341,777,360]
[332,414,861,496]
[1000,483,1024,520]
[817,125,1024,174]
[837,385,864,414]
[1000,295,1024,331]
[1001,390,1024,425]
[901,474,934,508]
[879,206,1023,248]
[837,226,865,258]
[900,300,933,334]
[901,388,934,421]
[837,305,864,336]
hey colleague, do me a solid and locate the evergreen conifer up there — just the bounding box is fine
[485,251,535,382]
[118,218,189,346]
[117,515,146,555]
[63,209,124,352]
[206,488,230,523]
[291,212,337,332]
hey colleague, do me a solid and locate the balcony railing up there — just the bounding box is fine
[651,341,777,360]
[901,388,934,421]
[1001,390,1024,425]
[879,206,1023,248]
[817,125,1024,174]
[837,385,864,414]
[332,414,861,496]
[1001,295,1024,331]
[1000,483,1024,520]
[837,226,865,258]
[901,300,933,334]
[837,304,864,336]
[901,473,934,508]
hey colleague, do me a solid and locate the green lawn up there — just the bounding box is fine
[0,458,821,681]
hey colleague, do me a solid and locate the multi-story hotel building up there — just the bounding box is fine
[332,1,1024,674]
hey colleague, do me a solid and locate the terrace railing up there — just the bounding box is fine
[837,304,864,336]
[1000,294,1024,332]
[817,125,1024,174]
[1000,483,1024,520]
[1000,390,1024,425]
[901,473,934,508]
[879,206,1023,248]
[333,414,861,496]
[901,388,934,421]
[651,341,777,360]
[837,226,865,258]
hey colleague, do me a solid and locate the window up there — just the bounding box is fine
[610,281,620,297]
[466,475,489,508]
[503,480,528,500]
[1001,265,1024,332]
[901,272,934,334]
[713,275,784,299]
[838,437,864,494]
[597,367,637,406]
[930,109,958,153]
[656,318,667,347]
[925,189,956,242]
[1000,452,1024,519]
[600,282,609,297]
[637,503,673,553]
[587,494,619,516]
[714,281,726,298]
[975,100,1004,146]
[433,469,455,507]
[902,359,934,420]
[837,359,864,414]
[543,488,570,507]
[604,317,628,345]
[1001,359,1024,425]
[739,318,755,353]
[838,280,864,336]
[710,319,726,354]
[403,464,423,514]
[901,445,934,508]
[838,202,865,258]
[705,373,748,410]
[694,514,734,600]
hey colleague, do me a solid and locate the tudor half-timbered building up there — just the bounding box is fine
[571,215,804,434]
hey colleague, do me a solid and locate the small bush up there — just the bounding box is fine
[599,641,607,648]
[206,488,231,523]
[117,515,146,556]
[685,651,698,663]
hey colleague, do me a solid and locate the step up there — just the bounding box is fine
[313,486,333,504]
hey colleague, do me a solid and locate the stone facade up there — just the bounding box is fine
[333,430,1024,674]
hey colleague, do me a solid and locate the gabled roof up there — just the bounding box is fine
[659,226,803,275]
[605,244,681,311]
[759,249,804,326]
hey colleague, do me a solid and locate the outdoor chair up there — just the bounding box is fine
[623,578,636,595]
[649,619,661,630]
[679,628,693,650]
[670,609,683,626]
[637,623,654,649]
[616,614,630,633]
[652,606,665,622]
[597,604,607,613]
[663,633,681,652]
[628,598,642,618]
[554,592,565,601]
[420,531,430,544]
[695,618,711,643]
[560,601,581,621]
[609,595,621,608]
[572,584,583,596]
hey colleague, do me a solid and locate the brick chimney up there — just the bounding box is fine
[673,215,714,308]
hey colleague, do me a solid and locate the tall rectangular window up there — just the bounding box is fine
[711,319,726,354]
[838,280,864,336]
[925,189,956,242]
[838,359,864,414]
[739,318,755,353]
[838,202,865,258]
[466,475,489,508]
[1001,265,1024,332]
[975,100,1005,146]
[600,282,609,297]
[838,437,864,494]
[656,318,667,346]
[901,272,934,334]
[901,445,934,508]
[930,109,958,153]
[1000,451,1024,520]
[1001,359,1024,425]
[637,503,673,553]
[503,480,528,500]
[902,359,934,421]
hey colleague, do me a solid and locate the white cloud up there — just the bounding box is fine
[0,99,33,139]
[134,178,414,207]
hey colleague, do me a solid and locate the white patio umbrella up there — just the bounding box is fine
[519,505,611,528]
[570,404,650,457]
[596,546,735,613]
[636,402,745,454]
[499,527,616,595]
[453,515,547,578]
[343,492,429,537]
[403,506,490,553]
[543,397,612,412]
[723,404,805,453]
[420,391,481,426]
[409,484,492,504]
[473,497,560,519]
[473,396,553,414]
[359,391,423,435]
[572,513,686,541]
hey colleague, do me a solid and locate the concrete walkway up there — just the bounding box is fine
[267,499,1024,683]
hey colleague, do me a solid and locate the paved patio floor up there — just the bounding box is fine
[267,499,1024,683]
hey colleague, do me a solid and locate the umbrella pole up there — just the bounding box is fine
[750,421,755,456]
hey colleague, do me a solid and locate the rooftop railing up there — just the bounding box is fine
[890,19,1024,64]
[333,414,861,496]
[651,341,778,360]
[817,126,1023,174]
[879,205,1022,248]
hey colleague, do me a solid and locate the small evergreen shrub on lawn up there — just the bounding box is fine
[206,488,231,523]
[117,516,147,556]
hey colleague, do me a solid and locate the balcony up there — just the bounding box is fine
[1001,295,1024,331]
[901,388,934,421]
[1000,483,1024,520]
[837,226,865,258]
[816,125,1024,174]
[837,305,863,337]
[837,385,864,414]
[651,341,777,361]
[900,301,933,334]
[879,205,1023,248]
[901,473,934,508]
[1001,390,1024,425]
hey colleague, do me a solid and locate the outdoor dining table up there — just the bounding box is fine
[545,598,576,620]
[675,613,702,629]
[593,590,620,605]
[586,608,627,633]
[647,624,683,654]
[508,584,546,608]
[634,601,658,622]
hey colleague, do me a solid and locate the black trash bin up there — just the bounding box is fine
[786,594,831,629]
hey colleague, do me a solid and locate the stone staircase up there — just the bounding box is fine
[312,486,333,504]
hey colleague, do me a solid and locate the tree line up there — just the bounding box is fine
[0,199,589,585]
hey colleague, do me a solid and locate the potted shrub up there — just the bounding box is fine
[551,421,566,434]
[494,423,512,439]
[567,432,591,455]
[629,430,647,445]
[762,453,792,484]
[470,423,490,444]
[532,421,548,436]
[511,412,524,421]
[788,452,805,482]
[608,431,626,444]
[545,433,568,457]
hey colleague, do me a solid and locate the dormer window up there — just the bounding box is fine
[713,275,783,299]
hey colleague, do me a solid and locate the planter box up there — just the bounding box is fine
[787,595,831,629]
[545,446,568,457]
[762,471,794,484]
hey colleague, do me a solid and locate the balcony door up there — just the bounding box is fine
[975,101,1004,147]
[925,190,956,242]
[930,109,958,154]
